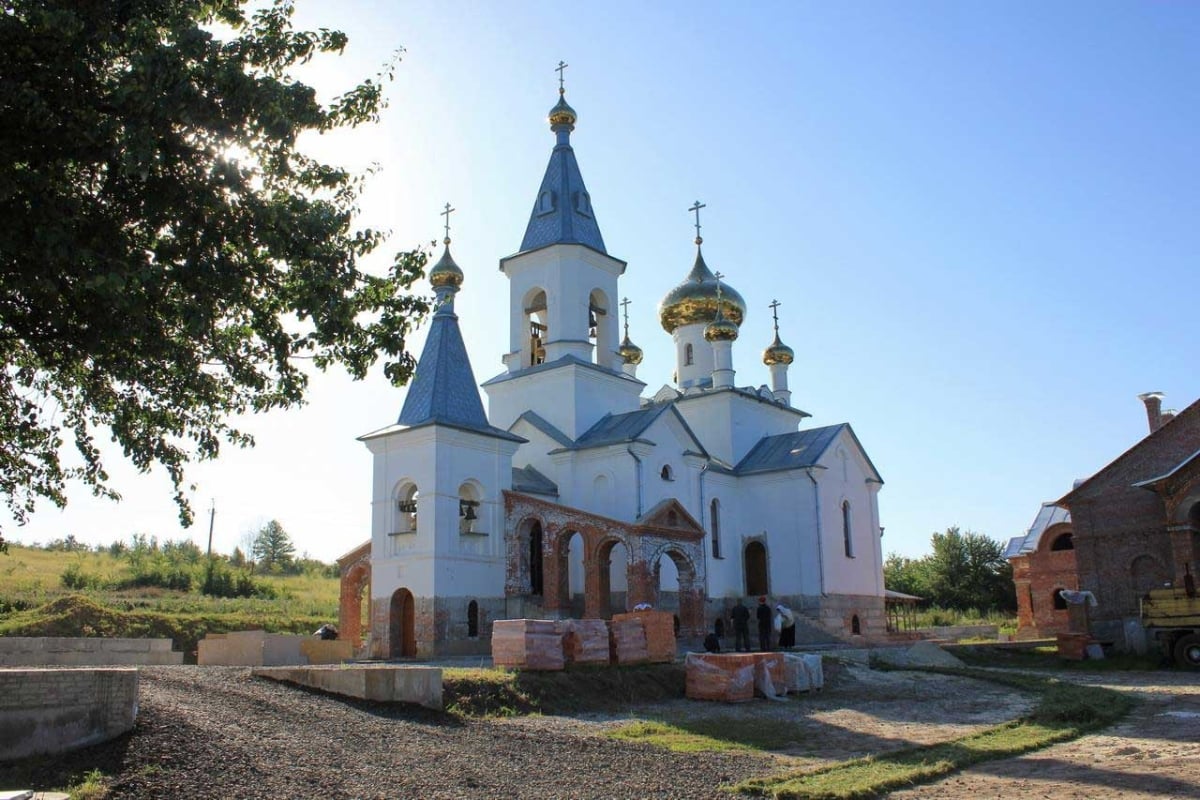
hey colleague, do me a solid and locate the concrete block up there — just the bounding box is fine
[0,668,138,762]
[253,665,443,710]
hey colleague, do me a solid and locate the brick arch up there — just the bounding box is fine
[596,534,633,617]
[644,544,704,635]
[337,541,371,648]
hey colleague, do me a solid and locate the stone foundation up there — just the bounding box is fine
[0,668,138,761]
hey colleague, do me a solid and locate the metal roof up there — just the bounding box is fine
[1005,502,1072,558]
[732,424,881,480]
[518,123,606,255]
[572,405,671,449]
[512,465,558,497]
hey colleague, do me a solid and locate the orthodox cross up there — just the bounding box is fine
[556,61,568,93]
[620,297,632,337]
[688,200,706,244]
[713,271,725,310]
[769,299,782,333]
[441,202,455,244]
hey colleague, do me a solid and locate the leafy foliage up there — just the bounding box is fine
[0,0,430,542]
[885,527,1016,613]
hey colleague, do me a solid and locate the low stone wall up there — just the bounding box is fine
[926,624,999,641]
[0,637,182,667]
[253,665,442,710]
[0,667,139,761]
[198,631,353,666]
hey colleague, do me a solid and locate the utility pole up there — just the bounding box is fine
[204,501,216,594]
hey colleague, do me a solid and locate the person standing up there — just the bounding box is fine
[775,603,796,648]
[730,599,751,652]
[756,596,773,651]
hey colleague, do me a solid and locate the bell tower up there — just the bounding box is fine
[485,65,643,438]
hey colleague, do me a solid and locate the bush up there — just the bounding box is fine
[60,562,104,590]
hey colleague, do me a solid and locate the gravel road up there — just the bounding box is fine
[14,666,769,799]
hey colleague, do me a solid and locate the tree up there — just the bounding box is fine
[0,1,430,548]
[251,519,295,573]
[885,527,1016,613]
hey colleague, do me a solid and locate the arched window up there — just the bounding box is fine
[710,498,722,559]
[467,600,479,637]
[661,464,674,481]
[1050,532,1074,551]
[1052,589,1068,610]
[842,501,854,558]
[684,343,694,366]
[851,614,861,635]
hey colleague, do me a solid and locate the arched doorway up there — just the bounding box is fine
[564,531,586,617]
[745,540,769,597]
[388,588,416,659]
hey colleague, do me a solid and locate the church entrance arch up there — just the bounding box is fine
[557,530,587,618]
[744,540,769,597]
[388,587,416,659]
[516,517,546,596]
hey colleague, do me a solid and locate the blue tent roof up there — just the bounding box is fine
[518,119,606,255]
[397,302,518,441]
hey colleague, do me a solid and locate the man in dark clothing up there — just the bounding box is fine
[730,599,751,652]
[756,596,773,651]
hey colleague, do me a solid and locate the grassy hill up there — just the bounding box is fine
[0,543,341,658]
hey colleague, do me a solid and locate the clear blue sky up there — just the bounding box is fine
[6,1,1198,563]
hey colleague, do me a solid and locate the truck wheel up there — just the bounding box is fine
[1174,633,1200,669]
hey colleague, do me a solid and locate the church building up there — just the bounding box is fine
[338,80,887,658]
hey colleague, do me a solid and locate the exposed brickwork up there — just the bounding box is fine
[1011,522,1078,639]
[1053,399,1200,646]
[0,667,138,760]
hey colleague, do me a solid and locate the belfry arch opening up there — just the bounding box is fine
[588,289,614,368]
[525,288,548,366]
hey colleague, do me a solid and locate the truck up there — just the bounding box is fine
[1141,587,1200,669]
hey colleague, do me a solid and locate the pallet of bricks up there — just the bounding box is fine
[491,619,564,670]
[561,619,610,666]
[685,652,788,702]
[610,610,675,665]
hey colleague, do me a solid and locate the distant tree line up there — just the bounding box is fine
[51,520,337,598]
[885,527,1016,615]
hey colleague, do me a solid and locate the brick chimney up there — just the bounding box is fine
[1138,392,1165,433]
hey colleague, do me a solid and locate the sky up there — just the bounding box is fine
[5,1,1198,564]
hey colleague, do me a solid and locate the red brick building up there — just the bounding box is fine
[1008,393,1200,650]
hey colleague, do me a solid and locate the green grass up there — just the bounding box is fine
[67,768,109,800]
[952,643,1164,672]
[0,594,330,659]
[443,663,687,717]
[733,668,1134,799]
[610,720,759,753]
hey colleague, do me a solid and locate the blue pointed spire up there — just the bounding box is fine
[397,236,490,431]
[518,82,606,255]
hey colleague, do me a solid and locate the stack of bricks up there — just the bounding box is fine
[685,652,787,702]
[609,616,649,665]
[560,619,611,666]
[1056,632,1090,661]
[491,619,564,670]
[684,653,754,702]
[615,610,676,663]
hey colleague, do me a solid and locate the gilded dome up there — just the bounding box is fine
[763,333,794,366]
[658,248,746,333]
[704,312,739,342]
[548,93,577,128]
[427,242,464,290]
[617,335,644,365]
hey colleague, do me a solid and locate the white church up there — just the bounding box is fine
[337,81,886,658]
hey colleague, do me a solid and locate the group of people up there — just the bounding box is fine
[703,596,796,653]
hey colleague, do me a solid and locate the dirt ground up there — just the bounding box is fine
[886,669,1200,800]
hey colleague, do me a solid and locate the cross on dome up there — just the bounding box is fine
[769,299,782,333]
[620,296,632,337]
[688,200,706,245]
[556,61,568,94]
[441,202,455,245]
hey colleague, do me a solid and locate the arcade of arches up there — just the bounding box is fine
[504,491,708,636]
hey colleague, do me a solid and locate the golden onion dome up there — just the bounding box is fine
[427,241,464,290]
[704,312,739,342]
[762,333,794,365]
[548,92,577,129]
[658,248,746,333]
[617,335,644,365]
